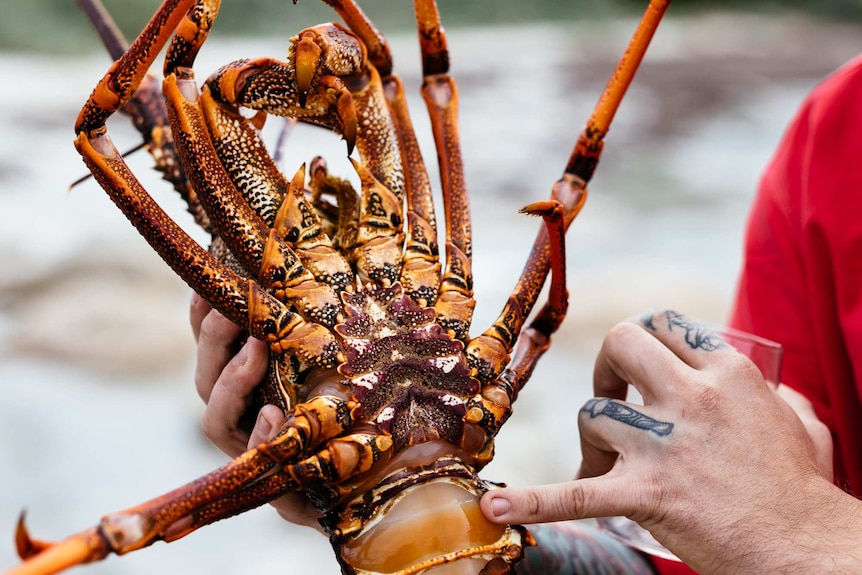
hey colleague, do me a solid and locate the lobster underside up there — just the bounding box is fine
[7,0,670,573]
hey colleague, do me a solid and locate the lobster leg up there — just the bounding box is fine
[408,0,478,343]
[413,0,469,261]
[320,0,437,228]
[163,74,346,326]
[520,202,570,339]
[75,128,340,374]
[74,0,343,368]
[163,30,358,301]
[464,0,671,384]
[201,26,417,293]
[82,0,356,297]
[75,0,198,135]
[215,24,402,200]
[462,202,569,465]
[203,19,410,291]
[10,396,354,575]
[164,75,271,274]
[307,156,359,245]
[388,21,442,313]
[312,0,467,333]
[319,0,393,77]
[318,0,443,308]
[205,54,359,154]
[273,164,355,295]
[76,0,209,230]
[160,429,393,544]
[92,0,348,326]
[350,158,406,287]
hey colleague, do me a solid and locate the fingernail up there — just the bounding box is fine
[627,309,656,327]
[235,341,250,367]
[256,411,272,437]
[490,497,511,518]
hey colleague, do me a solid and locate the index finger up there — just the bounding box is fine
[481,474,641,526]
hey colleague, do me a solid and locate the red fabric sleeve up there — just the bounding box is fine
[728,87,826,419]
[729,55,862,494]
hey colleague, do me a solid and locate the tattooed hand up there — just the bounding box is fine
[480,309,862,574]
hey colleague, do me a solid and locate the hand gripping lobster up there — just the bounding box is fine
[7,0,670,573]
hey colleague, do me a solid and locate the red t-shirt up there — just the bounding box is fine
[654,55,862,575]
[729,54,862,497]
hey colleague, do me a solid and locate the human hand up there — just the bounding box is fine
[481,310,855,573]
[190,292,323,530]
[775,383,833,480]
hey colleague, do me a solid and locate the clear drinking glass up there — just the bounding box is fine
[713,325,783,388]
[596,326,784,562]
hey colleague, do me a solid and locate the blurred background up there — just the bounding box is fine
[1,1,860,573]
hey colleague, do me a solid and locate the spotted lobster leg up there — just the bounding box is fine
[10,396,368,575]
[76,0,210,230]
[163,74,349,339]
[321,0,445,312]
[463,200,570,464]
[320,0,475,339]
[78,0,337,310]
[78,0,359,419]
[73,1,344,403]
[196,22,415,291]
[77,0,361,307]
[411,0,477,342]
[464,0,672,456]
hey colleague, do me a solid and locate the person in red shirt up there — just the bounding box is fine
[728,54,862,497]
[483,55,862,572]
[190,56,862,573]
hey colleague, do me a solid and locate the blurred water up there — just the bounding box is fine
[1,11,859,575]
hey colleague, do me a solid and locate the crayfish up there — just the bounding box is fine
[6,0,669,573]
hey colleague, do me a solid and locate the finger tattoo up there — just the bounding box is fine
[581,399,674,437]
[643,309,727,351]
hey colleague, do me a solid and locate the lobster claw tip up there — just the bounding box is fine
[15,510,42,560]
[9,516,110,575]
[342,108,357,156]
[294,34,322,110]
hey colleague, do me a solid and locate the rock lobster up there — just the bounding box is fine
[6,0,669,573]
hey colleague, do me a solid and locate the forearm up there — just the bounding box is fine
[707,478,862,575]
[780,481,862,573]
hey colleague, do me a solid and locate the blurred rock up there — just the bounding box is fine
[2,249,193,377]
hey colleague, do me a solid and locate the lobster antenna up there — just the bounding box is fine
[272,117,299,171]
[76,0,129,60]
[70,0,138,191]
[565,0,670,184]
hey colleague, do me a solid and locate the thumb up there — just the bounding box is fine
[480,477,634,525]
[248,404,287,449]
